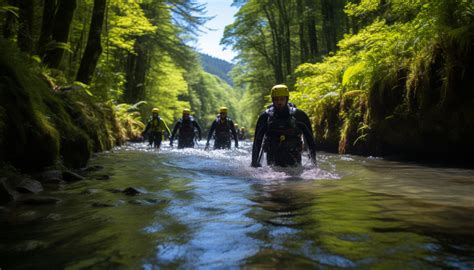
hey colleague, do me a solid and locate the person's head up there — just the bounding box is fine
[241,127,245,132]
[182,108,191,119]
[271,84,289,111]
[152,108,160,117]
[219,107,228,118]
[234,123,238,129]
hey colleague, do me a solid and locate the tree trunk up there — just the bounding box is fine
[297,0,308,63]
[43,0,77,69]
[322,0,336,52]
[76,0,107,84]
[306,0,319,62]
[37,0,57,57]
[18,0,34,53]
[123,38,149,103]
[2,0,18,39]
[262,3,284,84]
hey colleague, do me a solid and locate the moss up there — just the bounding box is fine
[0,39,125,171]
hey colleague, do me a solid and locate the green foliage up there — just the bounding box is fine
[294,0,474,156]
[199,53,234,86]
[114,102,146,140]
[108,0,157,52]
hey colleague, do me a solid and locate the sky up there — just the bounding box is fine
[194,0,238,62]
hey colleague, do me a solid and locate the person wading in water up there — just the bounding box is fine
[205,107,239,150]
[170,108,202,149]
[251,85,317,167]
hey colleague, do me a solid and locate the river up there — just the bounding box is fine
[1,141,473,269]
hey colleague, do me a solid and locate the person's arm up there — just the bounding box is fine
[206,121,217,144]
[229,120,239,148]
[170,122,180,145]
[296,110,317,165]
[193,120,202,140]
[251,113,268,167]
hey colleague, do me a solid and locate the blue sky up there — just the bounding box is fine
[194,0,238,62]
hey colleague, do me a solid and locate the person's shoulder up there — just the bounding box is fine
[294,108,311,120]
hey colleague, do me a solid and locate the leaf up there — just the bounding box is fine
[31,55,42,64]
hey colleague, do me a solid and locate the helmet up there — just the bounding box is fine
[271,84,289,97]
[183,108,191,114]
[234,123,239,127]
[152,108,160,113]
[219,107,228,113]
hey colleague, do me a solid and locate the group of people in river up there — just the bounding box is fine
[141,84,317,168]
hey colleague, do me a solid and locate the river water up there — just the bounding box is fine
[1,141,473,269]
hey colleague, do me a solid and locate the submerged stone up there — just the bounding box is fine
[122,187,147,196]
[15,178,43,194]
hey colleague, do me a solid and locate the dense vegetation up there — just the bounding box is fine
[0,0,242,171]
[224,0,474,162]
[199,53,234,86]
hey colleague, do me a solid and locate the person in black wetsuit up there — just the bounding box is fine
[205,107,239,150]
[251,84,317,167]
[170,108,202,149]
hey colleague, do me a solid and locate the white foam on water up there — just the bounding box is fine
[124,141,340,181]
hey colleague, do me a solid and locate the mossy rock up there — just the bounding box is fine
[0,40,122,171]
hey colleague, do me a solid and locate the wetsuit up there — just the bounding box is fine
[143,116,171,148]
[206,116,239,149]
[251,104,316,167]
[170,117,202,149]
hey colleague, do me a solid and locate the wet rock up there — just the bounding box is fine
[94,174,110,180]
[0,177,18,203]
[39,170,63,182]
[19,196,62,205]
[122,187,147,196]
[91,201,115,208]
[82,165,104,173]
[16,178,43,194]
[62,170,85,182]
[42,177,65,185]
[106,188,123,194]
[14,240,48,252]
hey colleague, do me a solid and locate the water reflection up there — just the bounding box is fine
[0,142,473,269]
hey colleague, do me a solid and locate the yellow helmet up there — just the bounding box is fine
[234,123,238,127]
[271,84,289,97]
[183,108,191,114]
[152,108,160,113]
[219,106,228,113]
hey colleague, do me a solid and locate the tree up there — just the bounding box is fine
[76,0,107,84]
[43,0,77,69]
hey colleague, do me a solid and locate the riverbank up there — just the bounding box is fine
[0,40,142,203]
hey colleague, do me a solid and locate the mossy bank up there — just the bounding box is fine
[0,40,128,172]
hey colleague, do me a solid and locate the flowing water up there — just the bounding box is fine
[1,141,473,269]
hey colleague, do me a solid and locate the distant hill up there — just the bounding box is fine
[198,53,234,86]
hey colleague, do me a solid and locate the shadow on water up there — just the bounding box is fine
[0,141,473,269]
